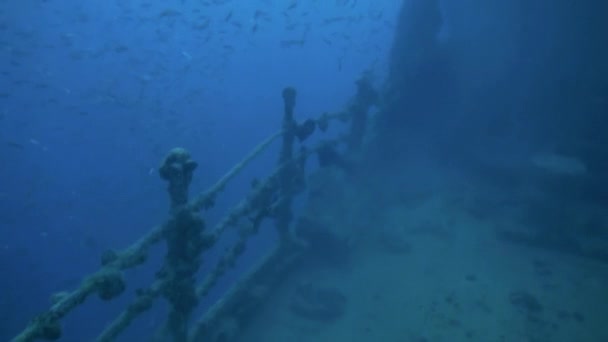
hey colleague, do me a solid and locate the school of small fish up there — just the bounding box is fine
[0,0,397,149]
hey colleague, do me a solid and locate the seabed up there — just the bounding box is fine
[238,168,608,342]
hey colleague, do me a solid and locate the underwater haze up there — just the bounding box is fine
[2,0,608,341]
[2,0,398,340]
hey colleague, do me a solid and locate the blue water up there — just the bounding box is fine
[0,1,399,340]
[4,0,608,341]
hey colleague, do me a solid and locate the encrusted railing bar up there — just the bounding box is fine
[196,206,269,299]
[188,242,303,342]
[189,130,285,212]
[95,280,165,342]
[11,223,168,342]
[186,139,342,341]
[207,138,341,242]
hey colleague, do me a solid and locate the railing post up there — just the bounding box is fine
[158,148,204,342]
[159,148,198,209]
[275,87,297,241]
[347,75,378,152]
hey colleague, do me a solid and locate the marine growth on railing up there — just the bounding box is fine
[12,75,377,342]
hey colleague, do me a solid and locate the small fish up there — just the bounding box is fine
[158,8,182,18]
[324,17,347,25]
[254,10,268,19]
[181,50,192,60]
[224,10,233,22]
[114,44,129,53]
[280,39,305,48]
[81,236,99,250]
[5,141,24,149]
[33,83,49,89]
[193,18,210,30]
